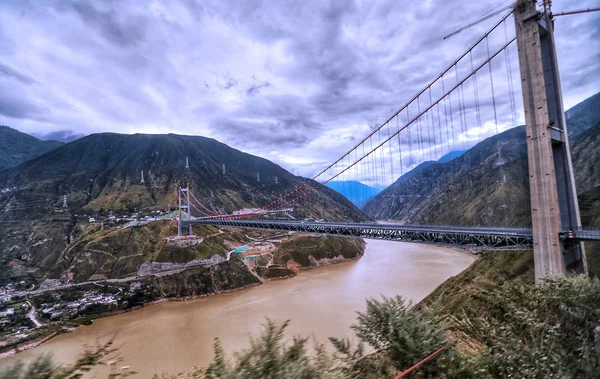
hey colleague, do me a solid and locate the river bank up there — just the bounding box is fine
[0,234,367,359]
[0,281,268,359]
[0,240,474,377]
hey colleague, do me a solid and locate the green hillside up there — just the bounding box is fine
[364,92,600,227]
[0,126,63,172]
[0,132,367,286]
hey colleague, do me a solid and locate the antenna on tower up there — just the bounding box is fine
[257,172,260,183]
[63,195,68,208]
[185,157,189,169]
[222,163,226,175]
[275,176,278,184]
[140,170,145,184]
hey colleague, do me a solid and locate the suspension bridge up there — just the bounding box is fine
[174,0,599,282]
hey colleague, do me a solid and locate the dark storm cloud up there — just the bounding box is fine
[0,94,46,120]
[0,0,598,179]
[216,118,312,151]
[0,62,36,85]
[65,1,148,48]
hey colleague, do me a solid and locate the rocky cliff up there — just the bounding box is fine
[273,234,365,269]
[145,259,261,298]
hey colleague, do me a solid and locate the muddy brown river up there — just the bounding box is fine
[0,239,474,377]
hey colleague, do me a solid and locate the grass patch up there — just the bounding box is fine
[274,235,364,267]
[422,249,534,315]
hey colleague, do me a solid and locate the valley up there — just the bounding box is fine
[1,92,599,372]
[0,2,598,372]
[0,131,371,356]
[0,132,368,288]
[0,221,364,355]
[0,239,474,377]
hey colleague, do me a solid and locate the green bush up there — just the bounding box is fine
[199,319,344,379]
[354,296,447,368]
[0,340,136,378]
[461,275,600,378]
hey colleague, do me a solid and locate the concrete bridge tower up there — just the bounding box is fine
[178,187,193,236]
[514,0,587,281]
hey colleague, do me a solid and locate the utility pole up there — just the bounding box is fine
[257,172,260,183]
[514,0,587,281]
[185,157,189,169]
[140,170,145,184]
[222,163,226,175]
[275,176,278,184]
[63,195,67,208]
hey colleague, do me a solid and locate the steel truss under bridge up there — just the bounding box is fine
[182,219,536,248]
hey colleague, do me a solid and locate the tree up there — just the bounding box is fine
[351,295,463,378]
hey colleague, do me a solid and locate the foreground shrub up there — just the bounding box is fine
[0,339,136,378]
[350,295,469,378]
[4,276,599,379]
[202,319,343,379]
[457,275,600,378]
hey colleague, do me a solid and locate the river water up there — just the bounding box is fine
[0,239,474,377]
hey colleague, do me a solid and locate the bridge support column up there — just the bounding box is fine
[178,187,193,236]
[514,0,587,282]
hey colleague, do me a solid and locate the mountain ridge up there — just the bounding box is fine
[0,132,367,287]
[364,92,600,226]
[0,132,365,220]
[0,125,63,172]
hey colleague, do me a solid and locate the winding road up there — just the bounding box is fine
[9,232,291,299]
[26,301,42,328]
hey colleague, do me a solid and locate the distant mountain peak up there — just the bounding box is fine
[364,91,600,225]
[326,180,381,209]
[0,126,63,172]
[0,132,367,222]
[438,150,466,163]
[31,129,86,143]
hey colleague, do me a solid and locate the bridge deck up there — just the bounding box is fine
[183,219,535,247]
[182,219,600,247]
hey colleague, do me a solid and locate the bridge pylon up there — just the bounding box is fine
[514,0,587,281]
[178,186,193,236]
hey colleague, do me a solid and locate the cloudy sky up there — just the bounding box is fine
[0,0,598,177]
